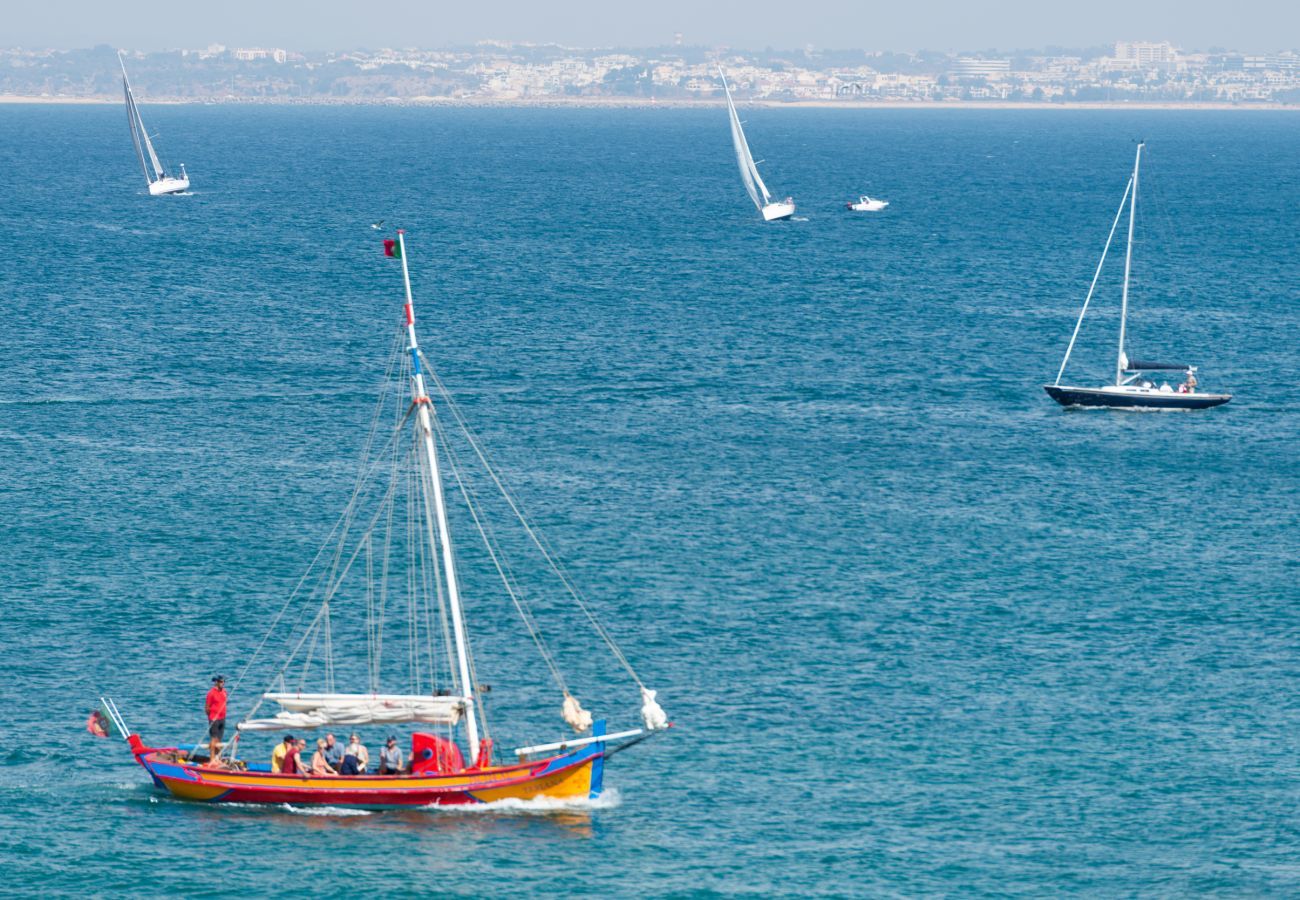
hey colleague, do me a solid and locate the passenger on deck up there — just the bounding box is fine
[340,734,368,775]
[378,735,403,775]
[1183,371,1198,394]
[311,738,339,776]
[281,738,305,775]
[271,734,295,773]
[322,733,344,771]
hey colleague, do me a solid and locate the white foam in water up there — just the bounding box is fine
[422,788,622,816]
[278,804,373,817]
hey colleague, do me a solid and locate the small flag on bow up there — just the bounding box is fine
[383,238,402,259]
[86,703,118,739]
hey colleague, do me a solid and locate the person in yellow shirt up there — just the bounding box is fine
[271,734,295,772]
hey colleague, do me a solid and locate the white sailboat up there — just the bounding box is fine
[718,67,795,222]
[119,53,190,196]
[1045,142,1231,410]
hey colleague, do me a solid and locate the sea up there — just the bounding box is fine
[0,103,1297,896]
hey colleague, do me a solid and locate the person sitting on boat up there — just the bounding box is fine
[280,738,305,775]
[311,738,339,776]
[378,735,403,775]
[204,675,227,762]
[271,734,295,772]
[1182,371,1198,394]
[322,733,344,771]
[340,734,368,775]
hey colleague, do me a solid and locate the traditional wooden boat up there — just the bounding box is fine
[119,724,623,807]
[100,231,668,807]
[1045,142,1230,410]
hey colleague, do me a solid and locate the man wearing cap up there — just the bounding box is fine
[378,735,404,775]
[205,675,228,762]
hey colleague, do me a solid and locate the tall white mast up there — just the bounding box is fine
[396,230,481,760]
[1116,142,1143,386]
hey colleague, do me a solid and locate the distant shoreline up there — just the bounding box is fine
[1,94,1296,111]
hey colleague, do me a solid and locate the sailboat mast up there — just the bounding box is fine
[396,230,481,760]
[119,54,150,183]
[1116,142,1143,386]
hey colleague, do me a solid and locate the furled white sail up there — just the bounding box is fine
[720,69,772,210]
[562,693,594,733]
[237,693,467,732]
[640,687,668,731]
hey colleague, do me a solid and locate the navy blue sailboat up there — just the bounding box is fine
[1045,142,1230,410]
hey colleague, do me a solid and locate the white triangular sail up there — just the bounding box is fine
[122,84,150,182]
[719,68,772,210]
[119,53,165,183]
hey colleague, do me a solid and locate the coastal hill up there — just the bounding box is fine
[3,41,1298,105]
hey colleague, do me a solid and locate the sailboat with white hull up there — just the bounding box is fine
[1045,142,1230,410]
[719,68,795,222]
[119,53,190,196]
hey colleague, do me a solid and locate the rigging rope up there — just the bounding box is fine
[229,331,407,710]
[428,398,571,697]
[245,428,411,721]
[424,358,646,689]
[1056,175,1134,385]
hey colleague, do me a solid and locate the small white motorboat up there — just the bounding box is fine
[847,195,888,212]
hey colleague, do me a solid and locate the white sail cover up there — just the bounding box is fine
[237,693,467,732]
[562,693,594,733]
[720,70,772,210]
[640,686,669,731]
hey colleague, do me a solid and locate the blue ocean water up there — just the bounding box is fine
[0,103,1297,895]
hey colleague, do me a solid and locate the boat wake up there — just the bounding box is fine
[278,804,373,817]
[791,216,810,222]
[1064,404,1195,413]
[424,788,622,816]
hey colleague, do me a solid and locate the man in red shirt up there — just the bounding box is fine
[205,675,228,761]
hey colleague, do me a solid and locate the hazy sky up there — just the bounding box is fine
[6,0,1297,53]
